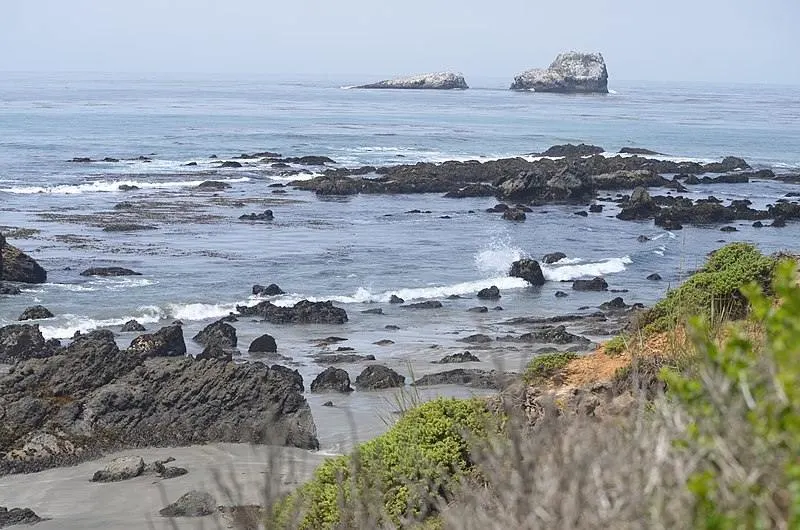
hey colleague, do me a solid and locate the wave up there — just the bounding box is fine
[166,302,241,321]
[39,306,165,339]
[1,177,250,195]
[541,256,632,282]
[474,240,528,276]
[268,172,320,182]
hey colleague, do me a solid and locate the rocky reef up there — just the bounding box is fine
[511,52,609,93]
[356,72,468,90]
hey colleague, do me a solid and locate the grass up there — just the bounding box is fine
[522,352,578,385]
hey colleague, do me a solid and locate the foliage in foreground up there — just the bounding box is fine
[270,398,495,529]
[642,242,776,333]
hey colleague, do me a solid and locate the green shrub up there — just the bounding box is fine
[643,243,776,333]
[271,398,496,529]
[604,335,627,356]
[663,259,800,528]
[523,352,578,385]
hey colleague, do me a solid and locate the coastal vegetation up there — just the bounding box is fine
[266,243,800,529]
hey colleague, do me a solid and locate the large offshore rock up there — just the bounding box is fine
[1,243,47,283]
[356,72,468,90]
[511,52,609,93]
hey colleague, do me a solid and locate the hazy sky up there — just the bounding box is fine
[3,0,799,84]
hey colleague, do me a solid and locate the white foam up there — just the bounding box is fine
[166,302,241,321]
[39,306,165,339]
[1,177,250,195]
[269,173,320,182]
[541,256,632,282]
[474,241,528,276]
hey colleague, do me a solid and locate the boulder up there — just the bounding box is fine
[511,52,609,93]
[646,273,662,281]
[0,507,42,527]
[476,286,501,300]
[502,209,526,221]
[252,283,284,296]
[217,161,242,169]
[159,491,216,517]
[310,367,353,393]
[120,320,146,332]
[0,331,318,474]
[80,267,141,277]
[542,252,567,264]
[389,294,404,304]
[248,334,277,353]
[555,291,569,298]
[129,325,187,358]
[313,354,375,364]
[354,365,405,390]
[193,320,237,349]
[572,277,609,291]
[18,305,54,321]
[1,244,47,284]
[509,259,545,286]
[236,300,348,324]
[239,210,274,221]
[433,351,481,364]
[0,324,54,364]
[599,297,629,310]
[356,72,468,90]
[91,456,145,482]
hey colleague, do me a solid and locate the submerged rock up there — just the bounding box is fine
[18,305,54,321]
[355,365,405,390]
[356,72,468,90]
[252,283,284,296]
[310,367,353,393]
[572,277,609,291]
[511,52,609,93]
[80,267,141,277]
[313,353,375,364]
[401,301,443,309]
[239,210,274,221]
[542,252,567,264]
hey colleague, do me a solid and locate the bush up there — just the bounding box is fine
[642,243,776,333]
[663,259,800,528]
[271,398,496,529]
[523,352,578,385]
[604,335,627,356]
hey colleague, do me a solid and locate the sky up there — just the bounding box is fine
[2,0,799,84]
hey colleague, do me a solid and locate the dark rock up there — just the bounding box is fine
[401,301,443,309]
[519,325,591,345]
[239,210,274,221]
[543,252,567,264]
[361,308,383,315]
[91,456,145,482]
[646,273,662,281]
[540,143,605,157]
[771,217,787,228]
[217,161,242,169]
[457,334,492,344]
[374,339,394,346]
[433,351,481,364]
[752,221,764,228]
[511,52,608,93]
[159,465,188,479]
[467,306,488,313]
[281,156,337,165]
[684,175,701,185]
[248,334,277,353]
[252,283,285,296]
[310,367,353,393]
[637,235,650,242]
[0,507,42,527]
[659,218,683,231]
[198,180,233,190]
[102,223,156,232]
[196,343,232,362]
[486,203,510,213]
[1,244,47,284]
[389,294,404,304]
[237,300,347,324]
[616,187,660,220]
[183,162,197,166]
[129,325,187,358]
[160,491,216,517]
[117,185,140,192]
[0,324,54,364]
[476,286,501,300]
[18,306,54,321]
[555,291,569,298]
[619,147,662,155]
[574,210,589,217]
[80,267,141,277]
[120,320,146,332]
[444,184,496,198]
[313,354,375,364]
[355,365,405,390]
[572,277,609,291]
[720,226,738,232]
[589,204,604,213]
[322,401,334,407]
[502,209,526,221]
[193,320,237,349]
[509,259,545,286]
[384,325,400,330]
[599,297,628,310]
[413,369,512,389]
[70,157,93,162]
[0,284,22,296]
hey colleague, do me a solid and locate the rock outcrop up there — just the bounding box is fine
[192,320,237,349]
[356,72,468,90]
[413,369,513,389]
[310,367,353,393]
[128,325,187,358]
[354,365,405,390]
[80,267,141,277]
[1,243,47,284]
[0,507,42,527]
[509,259,545,286]
[236,300,347,324]
[511,52,609,93]
[159,491,216,518]
[0,329,318,474]
[18,306,54,321]
[0,324,56,364]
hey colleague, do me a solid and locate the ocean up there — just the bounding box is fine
[1,72,799,450]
